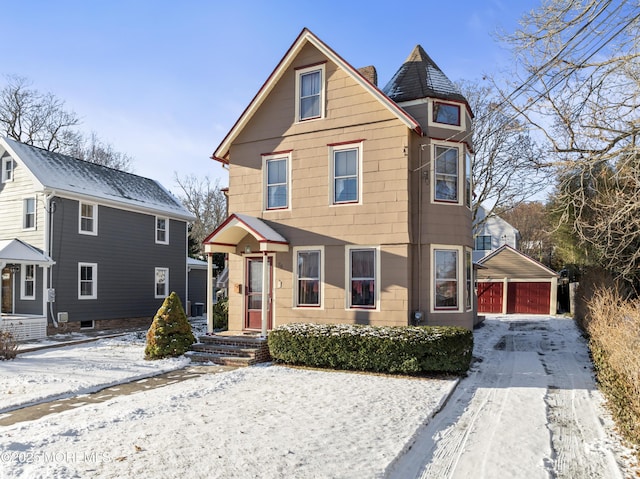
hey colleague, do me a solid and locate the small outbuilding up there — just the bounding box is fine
[476,245,558,315]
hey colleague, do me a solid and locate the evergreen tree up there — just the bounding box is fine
[145,292,195,360]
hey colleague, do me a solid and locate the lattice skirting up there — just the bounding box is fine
[1,317,48,341]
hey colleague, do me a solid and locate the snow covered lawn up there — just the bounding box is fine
[1,332,189,412]
[0,330,457,478]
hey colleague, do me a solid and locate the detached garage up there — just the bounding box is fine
[476,245,558,315]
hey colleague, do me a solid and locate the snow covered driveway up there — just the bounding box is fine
[386,315,633,479]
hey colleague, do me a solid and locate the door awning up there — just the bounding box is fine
[203,213,289,253]
[0,239,55,266]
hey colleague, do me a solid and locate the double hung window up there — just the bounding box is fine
[296,249,321,307]
[348,248,376,309]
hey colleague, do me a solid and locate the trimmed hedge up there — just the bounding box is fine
[268,323,473,375]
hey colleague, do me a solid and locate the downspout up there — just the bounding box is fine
[417,144,427,321]
[44,191,58,328]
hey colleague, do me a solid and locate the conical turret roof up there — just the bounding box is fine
[383,45,467,104]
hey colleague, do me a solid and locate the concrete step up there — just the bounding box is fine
[185,351,257,367]
[190,342,257,358]
[187,334,271,367]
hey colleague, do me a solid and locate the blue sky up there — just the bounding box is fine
[1,0,541,193]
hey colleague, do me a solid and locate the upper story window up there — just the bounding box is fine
[263,152,291,210]
[78,262,97,299]
[1,157,13,183]
[475,235,492,251]
[347,246,379,310]
[155,217,169,244]
[21,264,35,300]
[295,63,326,122]
[79,202,98,235]
[23,197,36,229]
[434,146,459,203]
[433,101,461,126]
[330,141,363,205]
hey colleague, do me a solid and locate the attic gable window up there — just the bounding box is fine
[433,101,461,126]
[295,63,326,122]
[1,157,13,183]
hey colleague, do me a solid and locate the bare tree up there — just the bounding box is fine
[499,0,640,281]
[500,201,557,268]
[459,80,547,225]
[0,75,80,151]
[68,131,133,171]
[0,75,133,171]
[174,173,227,258]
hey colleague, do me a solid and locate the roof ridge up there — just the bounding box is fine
[2,136,150,181]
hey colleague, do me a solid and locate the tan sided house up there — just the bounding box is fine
[204,28,475,335]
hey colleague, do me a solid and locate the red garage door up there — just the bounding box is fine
[507,282,551,314]
[477,282,503,313]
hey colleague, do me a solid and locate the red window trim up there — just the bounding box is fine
[327,139,365,147]
[294,60,327,71]
[261,149,293,157]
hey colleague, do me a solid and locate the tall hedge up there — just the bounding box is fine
[145,292,195,360]
[268,323,473,375]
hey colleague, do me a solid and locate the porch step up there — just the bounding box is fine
[186,334,270,367]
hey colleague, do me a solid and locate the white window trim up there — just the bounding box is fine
[23,196,37,230]
[155,217,169,245]
[263,152,292,212]
[295,63,326,123]
[329,141,364,206]
[431,141,464,206]
[293,246,324,309]
[155,267,169,299]
[428,99,465,131]
[78,201,98,236]
[465,247,473,311]
[430,245,467,313]
[1,157,13,183]
[20,264,36,300]
[345,245,380,311]
[78,262,98,300]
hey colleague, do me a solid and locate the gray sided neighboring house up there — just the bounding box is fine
[0,137,195,339]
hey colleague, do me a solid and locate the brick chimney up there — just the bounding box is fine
[358,65,378,87]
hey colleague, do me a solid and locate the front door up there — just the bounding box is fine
[245,256,273,330]
[1,267,13,314]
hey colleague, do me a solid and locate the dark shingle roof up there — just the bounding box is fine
[2,137,194,220]
[383,45,467,104]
